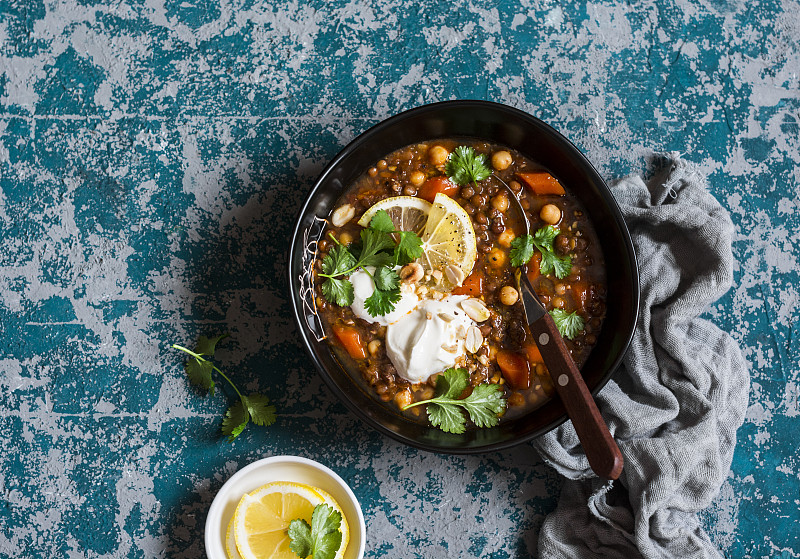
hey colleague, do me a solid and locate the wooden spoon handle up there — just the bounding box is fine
[529,313,624,480]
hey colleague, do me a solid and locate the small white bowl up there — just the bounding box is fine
[205,455,366,559]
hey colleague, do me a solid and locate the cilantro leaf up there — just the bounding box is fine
[533,226,572,279]
[321,244,357,277]
[394,231,423,265]
[550,308,585,340]
[435,367,469,400]
[364,286,401,317]
[427,402,468,434]
[185,357,215,395]
[244,394,277,426]
[445,146,492,186]
[541,251,573,279]
[310,505,342,559]
[510,227,573,279]
[509,235,536,267]
[369,209,395,233]
[403,368,507,434]
[461,383,506,428]
[359,251,393,269]
[288,504,343,559]
[221,400,249,442]
[358,228,395,266]
[288,519,312,558]
[195,333,229,356]
[321,277,354,307]
[372,266,400,291]
[533,224,559,247]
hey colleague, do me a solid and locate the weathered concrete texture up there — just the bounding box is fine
[0,1,798,557]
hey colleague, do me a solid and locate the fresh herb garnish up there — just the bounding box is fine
[319,209,423,316]
[402,368,506,434]
[509,226,573,278]
[549,308,585,340]
[445,146,492,186]
[288,504,343,559]
[172,334,276,442]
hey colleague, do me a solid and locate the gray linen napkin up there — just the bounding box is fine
[532,153,750,558]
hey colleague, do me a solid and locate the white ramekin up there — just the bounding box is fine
[205,455,366,559]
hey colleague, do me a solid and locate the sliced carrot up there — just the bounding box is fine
[516,172,566,196]
[525,345,543,364]
[496,350,531,390]
[332,325,367,360]
[418,176,459,202]
[452,270,483,296]
[526,252,542,282]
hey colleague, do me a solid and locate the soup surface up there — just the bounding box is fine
[313,139,606,430]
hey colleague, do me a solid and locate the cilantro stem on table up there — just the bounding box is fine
[288,504,343,559]
[402,368,506,434]
[172,334,276,442]
[509,225,573,278]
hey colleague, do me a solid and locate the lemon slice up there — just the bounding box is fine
[314,488,350,559]
[357,195,432,234]
[420,193,477,289]
[233,481,325,559]
[226,517,243,559]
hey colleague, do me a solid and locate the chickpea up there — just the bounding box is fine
[509,180,522,192]
[368,339,382,356]
[498,228,516,248]
[552,297,565,309]
[491,193,509,212]
[487,247,507,268]
[377,159,388,170]
[429,145,449,166]
[508,392,525,406]
[394,389,413,410]
[555,283,567,295]
[540,203,562,225]
[409,171,426,186]
[368,167,378,177]
[491,150,512,170]
[338,231,353,245]
[499,286,519,306]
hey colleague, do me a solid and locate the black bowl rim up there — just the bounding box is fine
[288,99,639,454]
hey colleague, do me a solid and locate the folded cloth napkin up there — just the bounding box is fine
[532,153,750,558]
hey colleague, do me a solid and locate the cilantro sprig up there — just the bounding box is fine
[550,308,585,340]
[319,210,423,316]
[445,146,492,186]
[172,334,276,442]
[509,225,573,278]
[402,368,506,434]
[288,504,343,559]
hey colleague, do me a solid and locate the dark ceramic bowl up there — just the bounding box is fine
[288,100,639,454]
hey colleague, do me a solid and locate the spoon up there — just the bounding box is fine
[496,177,624,480]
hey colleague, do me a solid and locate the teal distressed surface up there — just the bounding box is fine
[0,0,799,557]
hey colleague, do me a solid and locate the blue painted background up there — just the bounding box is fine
[0,0,798,557]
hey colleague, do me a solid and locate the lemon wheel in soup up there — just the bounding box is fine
[357,195,431,234]
[419,193,477,290]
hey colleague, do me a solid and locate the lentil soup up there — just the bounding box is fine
[313,139,606,429]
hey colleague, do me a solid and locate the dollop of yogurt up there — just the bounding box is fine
[385,295,475,384]
[349,268,419,326]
